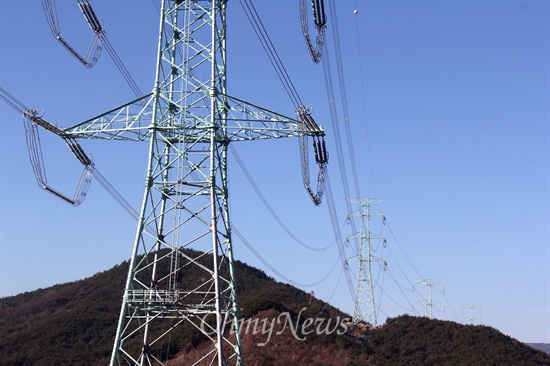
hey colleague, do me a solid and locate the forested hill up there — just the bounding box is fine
[1,249,549,365]
[529,343,550,354]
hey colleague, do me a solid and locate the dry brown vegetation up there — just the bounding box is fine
[1,249,548,365]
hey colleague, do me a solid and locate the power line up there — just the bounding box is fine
[319,18,361,256]
[383,267,421,315]
[352,3,377,195]
[9,1,472,348]
[42,0,145,100]
[440,287,462,323]
[239,0,303,108]
[325,172,356,301]
[299,0,327,64]
[42,0,104,68]
[326,0,362,200]
[0,86,30,114]
[239,0,328,207]
[100,35,144,99]
[233,224,340,288]
[229,144,336,252]
[386,220,426,281]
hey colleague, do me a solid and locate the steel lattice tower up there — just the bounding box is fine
[347,198,385,326]
[463,304,481,325]
[415,279,444,319]
[54,1,325,365]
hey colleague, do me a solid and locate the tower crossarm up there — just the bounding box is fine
[222,93,325,141]
[23,0,331,363]
[59,92,323,143]
[61,93,154,141]
[415,279,445,319]
[347,254,385,264]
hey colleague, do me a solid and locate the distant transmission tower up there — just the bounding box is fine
[416,279,444,319]
[26,1,328,365]
[347,198,386,326]
[463,304,482,325]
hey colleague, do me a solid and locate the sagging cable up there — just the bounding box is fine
[300,0,327,64]
[23,110,94,206]
[42,0,104,68]
[296,106,328,206]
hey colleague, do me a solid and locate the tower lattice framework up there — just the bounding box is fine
[415,279,444,319]
[57,1,325,365]
[347,198,385,326]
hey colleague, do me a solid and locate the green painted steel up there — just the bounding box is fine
[347,198,385,327]
[51,1,323,365]
[416,279,444,319]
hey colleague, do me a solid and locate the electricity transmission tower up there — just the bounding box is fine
[347,198,386,326]
[25,1,326,365]
[463,304,481,325]
[416,279,444,319]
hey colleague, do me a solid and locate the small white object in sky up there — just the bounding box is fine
[354,9,358,14]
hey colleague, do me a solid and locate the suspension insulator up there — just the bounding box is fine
[23,112,94,206]
[296,106,323,134]
[321,138,328,163]
[300,0,327,64]
[315,139,323,163]
[312,0,327,28]
[24,110,65,136]
[296,107,327,206]
[78,0,103,33]
[312,138,319,163]
[42,0,104,68]
[66,138,93,166]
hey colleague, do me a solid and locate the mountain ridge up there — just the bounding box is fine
[528,343,550,354]
[1,251,548,365]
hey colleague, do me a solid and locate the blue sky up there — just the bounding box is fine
[0,0,548,345]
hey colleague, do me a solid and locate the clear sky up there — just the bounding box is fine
[0,0,548,345]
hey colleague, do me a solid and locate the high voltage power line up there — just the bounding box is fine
[0,1,474,364]
[0,0,458,326]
